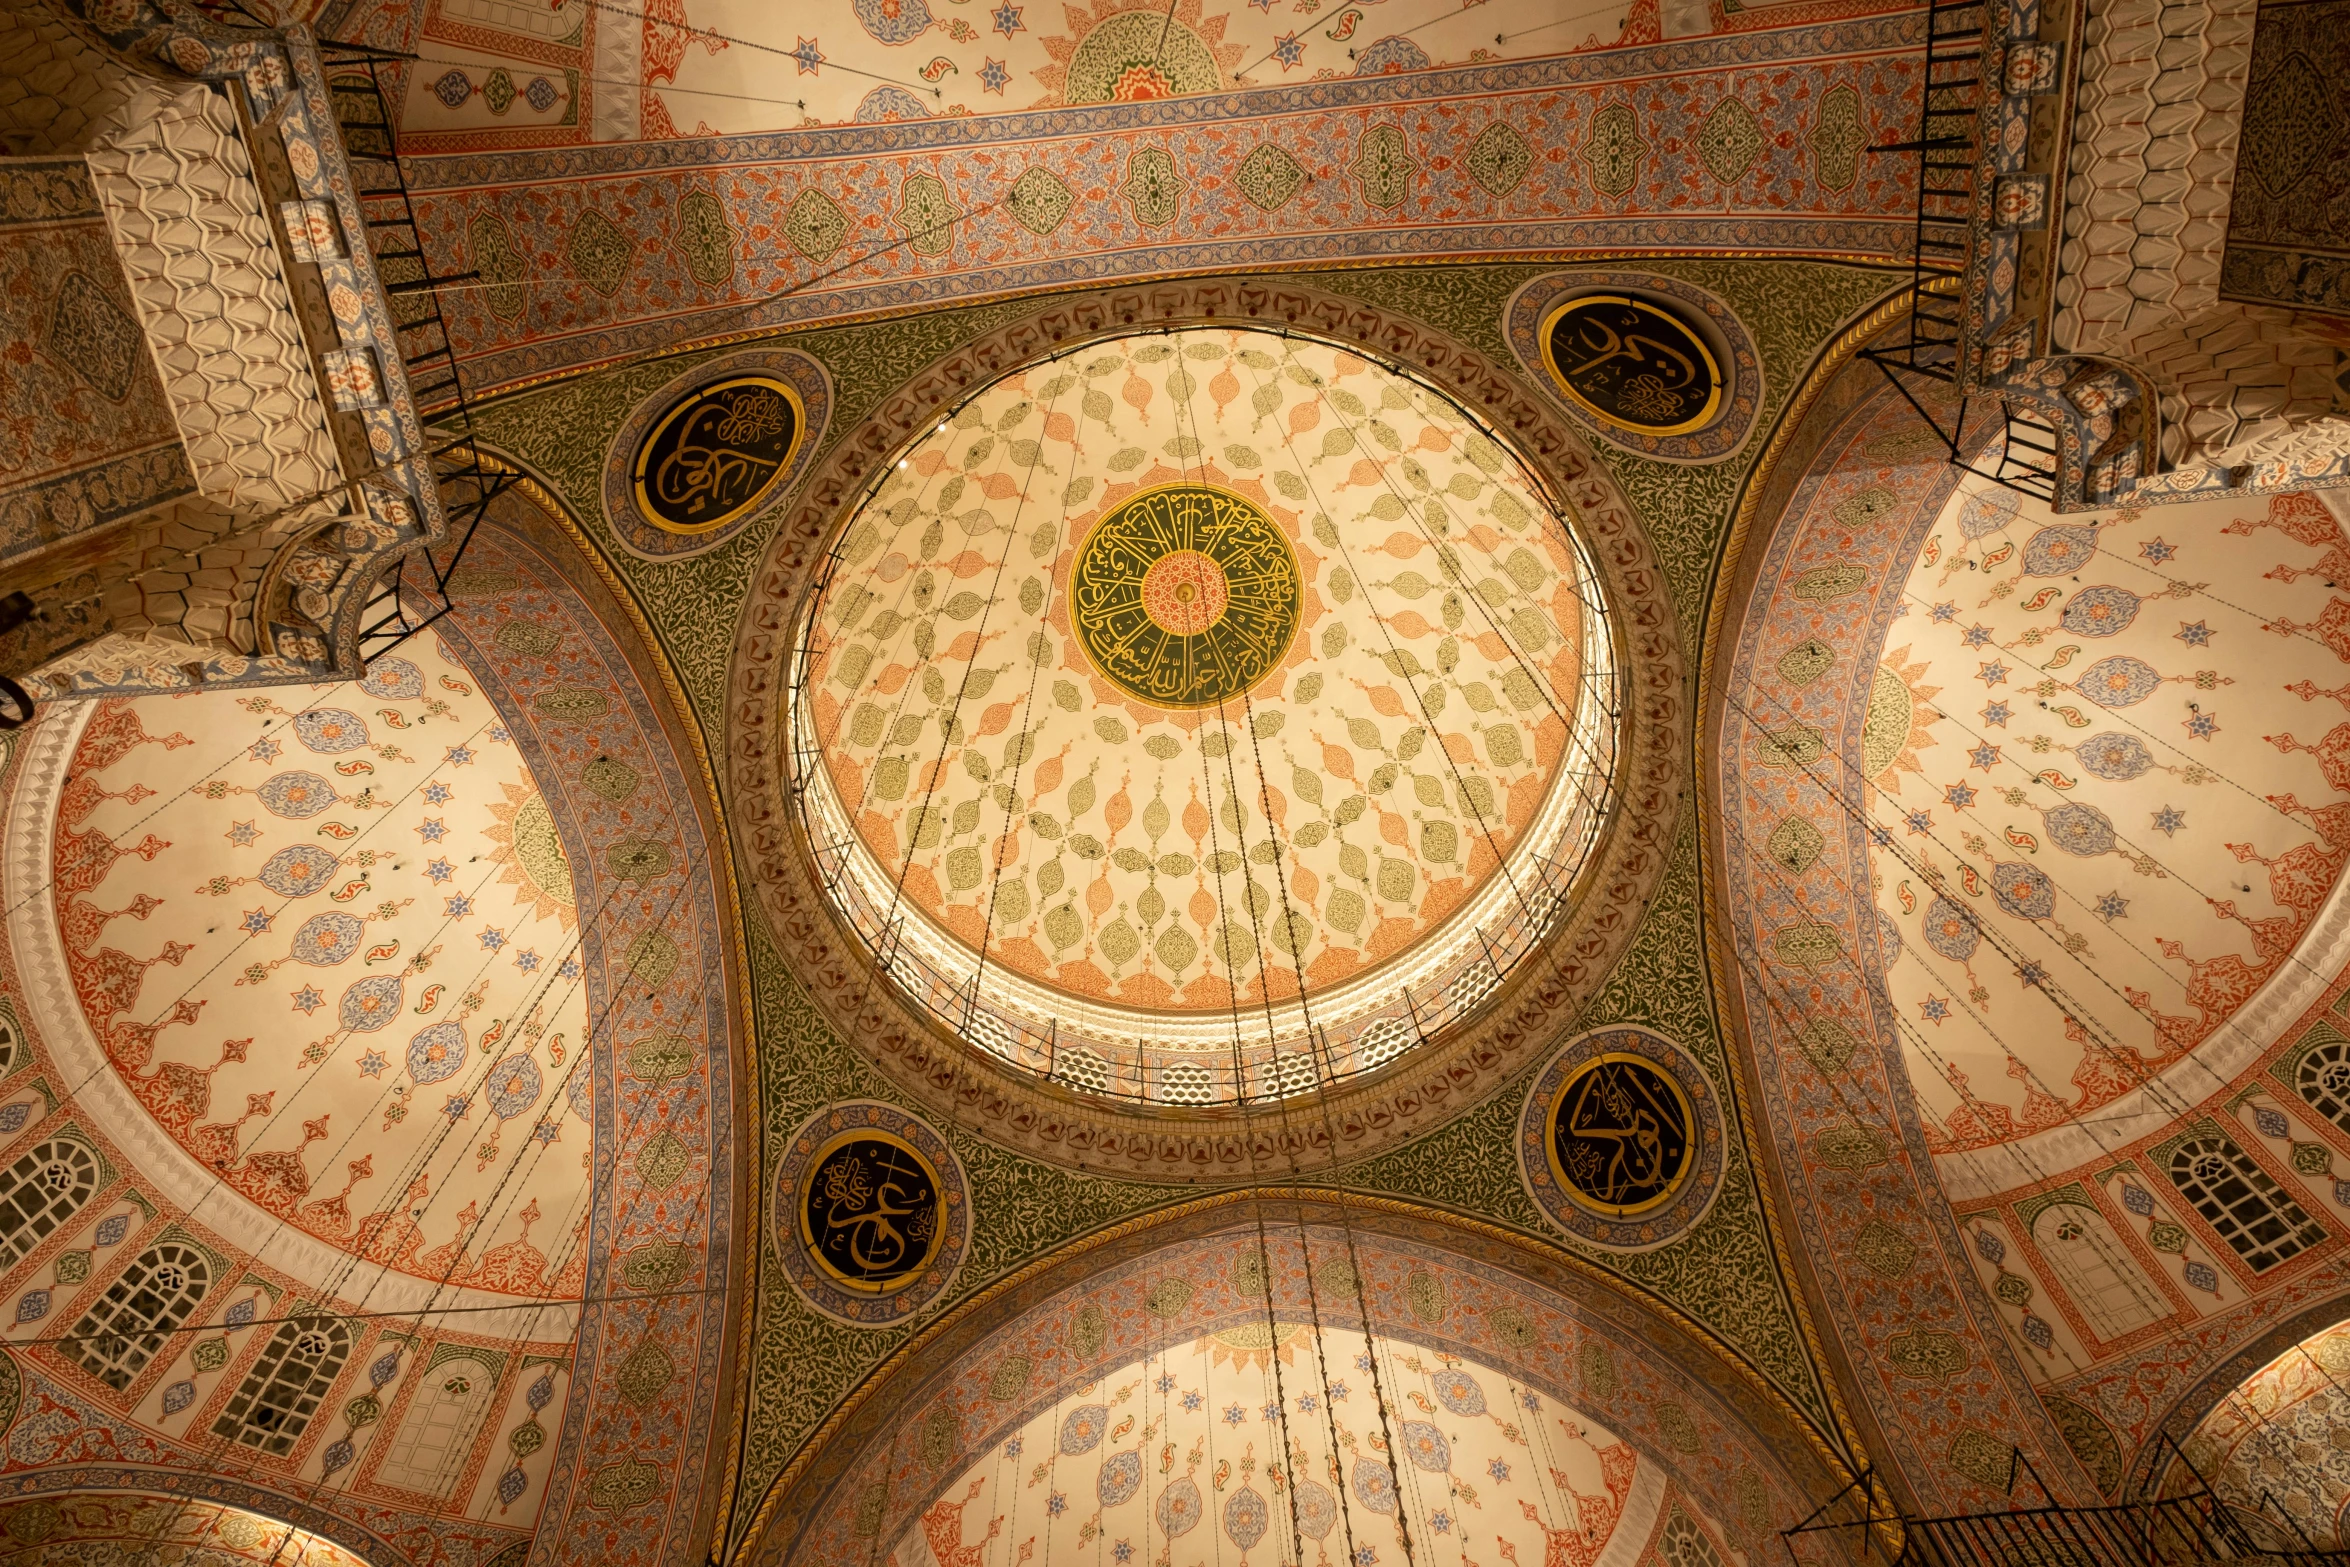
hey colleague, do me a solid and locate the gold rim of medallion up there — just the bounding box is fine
[1537,295,1725,438]
[795,1127,946,1294]
[632,374,807,536]
[1543,1050,1698,1219]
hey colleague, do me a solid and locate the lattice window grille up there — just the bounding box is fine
[63,1241,211,1392]
[1055,1047,1111,1095]
[962,1006,1018,1062]
[1353,1017,1415,1074]
[375,1355,500,1496]
[1260,1053,1318,1100]
[1446,960,1500,1018]
[1658,1509,1725,1567]
[1159,1061,1215,1106]
[0,1138,98,1273]
[213,1313,352,1455]
[2029,1202,2166,1343]
[2294,1036,2350,1134]
[2165,1135,2327,1272]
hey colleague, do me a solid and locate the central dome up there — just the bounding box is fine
[791,328,1617,1104]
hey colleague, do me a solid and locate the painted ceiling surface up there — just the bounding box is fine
[797,328,1609,1091]
[0,514,737,1567]
[759,1218,1812,1567]
[0,1490,373,1566]
[897,1328,1729,1567]
[1715,371,2350,1515]
[385,0,1667,144]
[1862,483,2350,1178]
[46,629,596,1301]
[2178,1313,2350,1547]
[378,17,1922,397]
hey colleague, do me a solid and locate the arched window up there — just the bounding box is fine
[1055,1048,1110,1095]
[1658,1508,1725,1567]
[0,1138,99,1271]
[1259,1053,1316,1099]
[2294,1035,2350,1134]
[374,1354,501,1496]
[2166,1135,2327,1272]
[2029,1203,2166,1342]
[63,1241,210,1391]
[213,1314,352,1455]
[1159,1060,1214,1105]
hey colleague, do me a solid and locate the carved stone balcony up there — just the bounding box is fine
[0,1,453,707]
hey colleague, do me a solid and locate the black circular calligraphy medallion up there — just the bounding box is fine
[1539,295,1723,437]
[1069,483,1301,709]
[1545,1052,1695,1217]
[631,375,804,534]
[798,1131,944,1293]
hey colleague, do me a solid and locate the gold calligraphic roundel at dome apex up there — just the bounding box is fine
[789,327,1620,1107]
[1070,483,1302,708]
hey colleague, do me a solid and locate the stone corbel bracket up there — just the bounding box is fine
[30,0,450,696]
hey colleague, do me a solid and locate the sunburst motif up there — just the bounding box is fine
[1203,1321,1303,1372]
[481,780,579,928]
[1866,646,1941,790]
[1034,0,1245,105]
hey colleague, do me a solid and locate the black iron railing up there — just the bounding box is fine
[313,42,508,661]
[1783,1441,2350,1567]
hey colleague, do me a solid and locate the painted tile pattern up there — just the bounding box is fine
[51,631,597,1300]
[2179,1314,2350,1545]
[1862,484,2350,1157]
[0,513,735,1567]
[798,329,1609,1092]
[0,1491,374,1566]
[1717,373,2350,1510]
[392,23,1924,399]
[760,1222,1803,1567]
[0,160,194,564]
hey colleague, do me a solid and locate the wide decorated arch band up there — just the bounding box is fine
[775,1101,969,1324]
[1519,1025,1724,1250]
[602,347,831,561]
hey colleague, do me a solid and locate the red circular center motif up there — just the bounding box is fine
[1139,551,1229,634]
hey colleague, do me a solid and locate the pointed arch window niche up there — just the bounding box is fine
[62,1240,210,1391]
[0,1137,99,1273]
[214,1313,353,1455]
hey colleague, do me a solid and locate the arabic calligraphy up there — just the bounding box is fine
[1547,1053,1694,1215]
[1070,484,1301,709]
[799,1131,943,1291]
[631,375,802,534]
[1540,296,1723,436]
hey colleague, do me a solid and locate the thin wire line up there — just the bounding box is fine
[571,0,946,98]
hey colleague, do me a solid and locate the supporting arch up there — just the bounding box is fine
[738,1191,1853,1567]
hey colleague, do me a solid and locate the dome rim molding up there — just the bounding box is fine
[731,1186,1856,1567]
[723,277,1689,1181]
